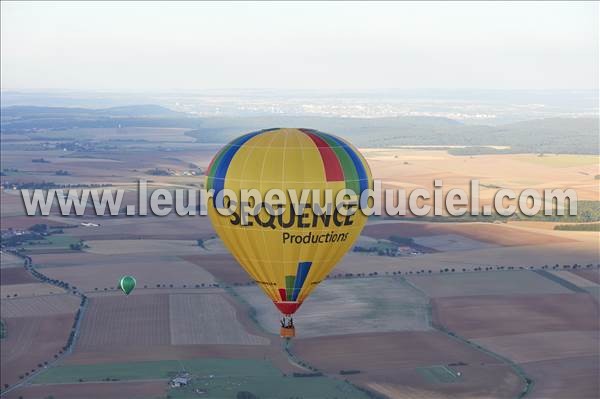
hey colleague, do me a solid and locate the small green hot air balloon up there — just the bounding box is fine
[119,275,136,295]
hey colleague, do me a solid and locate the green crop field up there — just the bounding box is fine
[32,358,368,399]
[416,365,461,384]
[0,319,6,339]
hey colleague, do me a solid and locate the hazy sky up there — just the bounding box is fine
[1,1,598,90]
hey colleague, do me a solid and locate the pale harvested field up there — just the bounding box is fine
[294,331,523,399]
[1,283,66,297]
[365,150,599,202]
[235,277,431,337]
[407,271,571,298]
[5,380,167,399]
[36,253,215,292]
[413,234,497,252]
[473,330,599,364]
[169,293,269,345]
[0,252,24,269]
[549,270,599,288]
[83,239,205,255]
[335,234,598,275]
[1,145,216,188]
[572,269,600,285]
[76,294,171,350]
[68,214,215,241]
[1,314,75,387]
[523,356,599,399]
[1,191,26,217]
[363,221,571,247]
[0,215,73,230]
[182,253,252,284]
[85,287,225,297]
[432,293,599,339]
[1,294,79,318]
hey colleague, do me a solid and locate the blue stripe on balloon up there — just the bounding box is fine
[291,261,312,301]
[212,129,268,207]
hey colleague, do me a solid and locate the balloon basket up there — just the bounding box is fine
[280,326,295,338]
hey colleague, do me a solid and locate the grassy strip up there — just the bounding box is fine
[32,358,369,399]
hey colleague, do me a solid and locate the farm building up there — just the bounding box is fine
[170,376,190,388]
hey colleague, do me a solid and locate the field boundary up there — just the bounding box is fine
[0,251,87,397]
[534,270,587,293]
[409,276,534,398]
[432,319,534,398]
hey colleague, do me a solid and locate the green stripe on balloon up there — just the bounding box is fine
[285,275,295,301]
[312,131,360,193]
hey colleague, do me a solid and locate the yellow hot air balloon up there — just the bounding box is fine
[206,128,372,338]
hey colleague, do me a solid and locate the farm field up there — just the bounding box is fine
[30,358,368,399]
[1,314,76,388]
[1,294,80,318]
[2,128,599,399]
[83,239,205,256]
[182,253,252,284]
[548,270,599,288]
[5,380,167,399]
[1,215,77,230]
[412,233,497,252]
[0,267,36,285]
[472,330,599,363]
[76,294,171,350]
[407,270,571,298]
[0,252,23,269]
[169,293,269,345]
[35,253,216,292]
[0,191,26,217]
[363,221,571,247]
[1,282,66,297]
[235,277,431,337]
[67,214,216,241]
[432,293,599,338]
[293,331,523,399]
[76,292,270,351]
[18,234,82,255]
[572,268,600,284]
[335,234,599,275]
[65,343,295,375]
[522,356,600,399]
[366,150,599,202]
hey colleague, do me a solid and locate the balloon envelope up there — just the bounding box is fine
[119,275,136,295]
[206,128,372,315]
